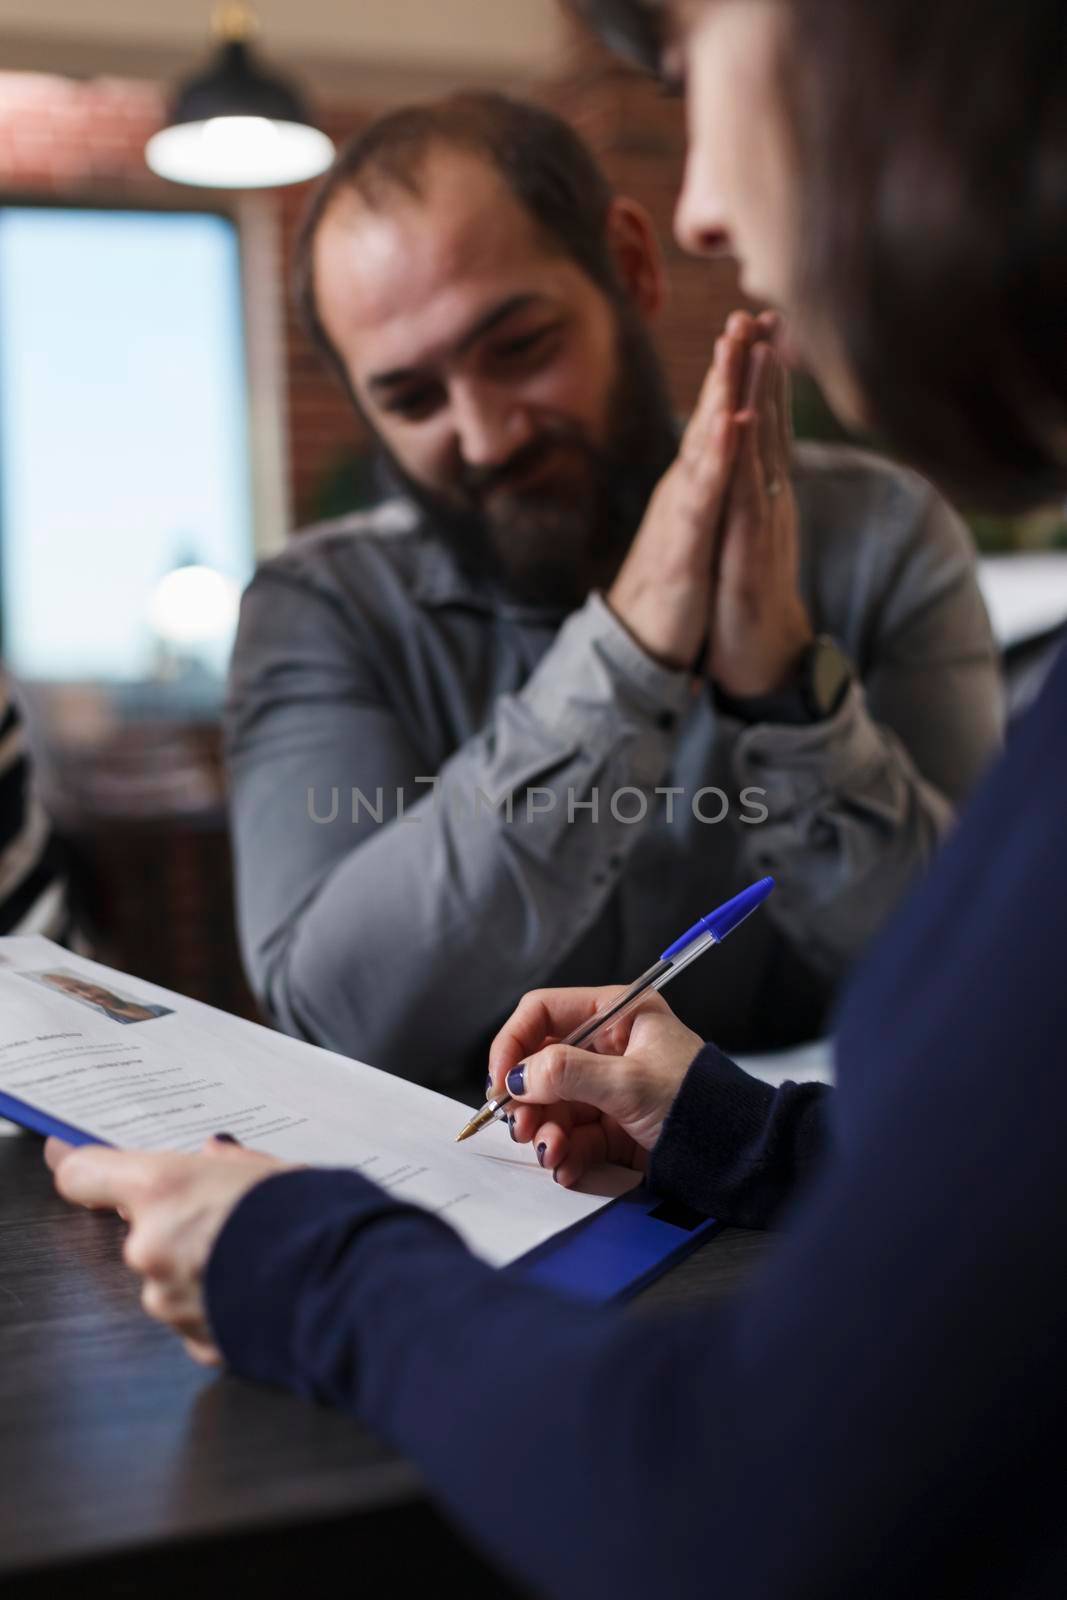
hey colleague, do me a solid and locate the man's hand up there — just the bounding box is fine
[709,312,815,697]
[607,309,813,692]
[45,1136,291,1366]
[606,330,746,670]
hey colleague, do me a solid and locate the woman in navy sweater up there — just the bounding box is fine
[49,3,1067,1595]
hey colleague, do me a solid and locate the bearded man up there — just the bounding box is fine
[225,92,1000,1097]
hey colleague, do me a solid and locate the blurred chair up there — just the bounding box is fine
[44,723,259,1022]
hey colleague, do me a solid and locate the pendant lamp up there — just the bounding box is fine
[145,3,335,189]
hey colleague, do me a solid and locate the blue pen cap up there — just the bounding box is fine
[660,876,775,962]
[704,876,775,942]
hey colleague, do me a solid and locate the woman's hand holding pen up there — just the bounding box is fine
[488,988,703,1188]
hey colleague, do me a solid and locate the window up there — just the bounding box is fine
[0,204,254,708]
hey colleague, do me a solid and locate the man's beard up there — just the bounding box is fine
[379,301,679,611]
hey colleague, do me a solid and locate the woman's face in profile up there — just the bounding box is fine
[670,0,863,423]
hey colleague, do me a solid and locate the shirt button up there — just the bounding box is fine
[655,709,677,732]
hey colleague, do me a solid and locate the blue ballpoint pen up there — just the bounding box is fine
[454,876,775,1143]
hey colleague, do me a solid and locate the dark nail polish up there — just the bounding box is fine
[553,1168,560,1184]
[508,1115,517,1142]
[506,1064,527,1097]
[537,1143,547,1168]
[214,1132,240,1145]
[485,1074,493,1097]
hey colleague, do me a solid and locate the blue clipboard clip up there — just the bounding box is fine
[514,1183,721,1303]
[0,1089,107,1149]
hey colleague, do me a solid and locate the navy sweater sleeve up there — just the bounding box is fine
[647,1042,830,1227]
[205,649,1067,1600]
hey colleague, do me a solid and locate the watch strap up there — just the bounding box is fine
[712,636,853,726]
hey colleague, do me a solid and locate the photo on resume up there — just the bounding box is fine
[19,968,175,1026]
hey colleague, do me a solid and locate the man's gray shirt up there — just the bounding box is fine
[225,443,1001,1096]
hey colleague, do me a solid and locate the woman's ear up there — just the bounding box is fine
[605,196,667,320]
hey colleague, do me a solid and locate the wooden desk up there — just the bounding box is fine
[0,1133,768,1597]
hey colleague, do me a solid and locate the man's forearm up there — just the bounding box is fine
[728,683,957,977]
[246,593,689,1082]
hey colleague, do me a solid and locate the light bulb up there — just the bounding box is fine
[146,116,334,189]
[148,565,241,647]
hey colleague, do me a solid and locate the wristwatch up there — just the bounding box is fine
[713,635,855,726]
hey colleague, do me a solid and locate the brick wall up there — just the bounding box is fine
[0,57,743,533]
[544,44,746,415]
[274,102,375,526]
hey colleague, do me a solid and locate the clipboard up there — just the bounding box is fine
[515,1182,721,1302]
[3,886,773,1299]
[4,1083,719,1301]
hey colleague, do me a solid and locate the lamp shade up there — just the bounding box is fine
[146,39,335,189]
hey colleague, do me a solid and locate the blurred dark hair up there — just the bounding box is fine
[569,0,667,76]
[570,0,1067,509]
[294,92,620,400]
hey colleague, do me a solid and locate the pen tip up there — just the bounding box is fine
[455,1101,500,1144]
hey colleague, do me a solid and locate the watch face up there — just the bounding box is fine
[810,637,853,716]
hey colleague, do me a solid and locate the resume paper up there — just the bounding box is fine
[0,937,637,1267]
